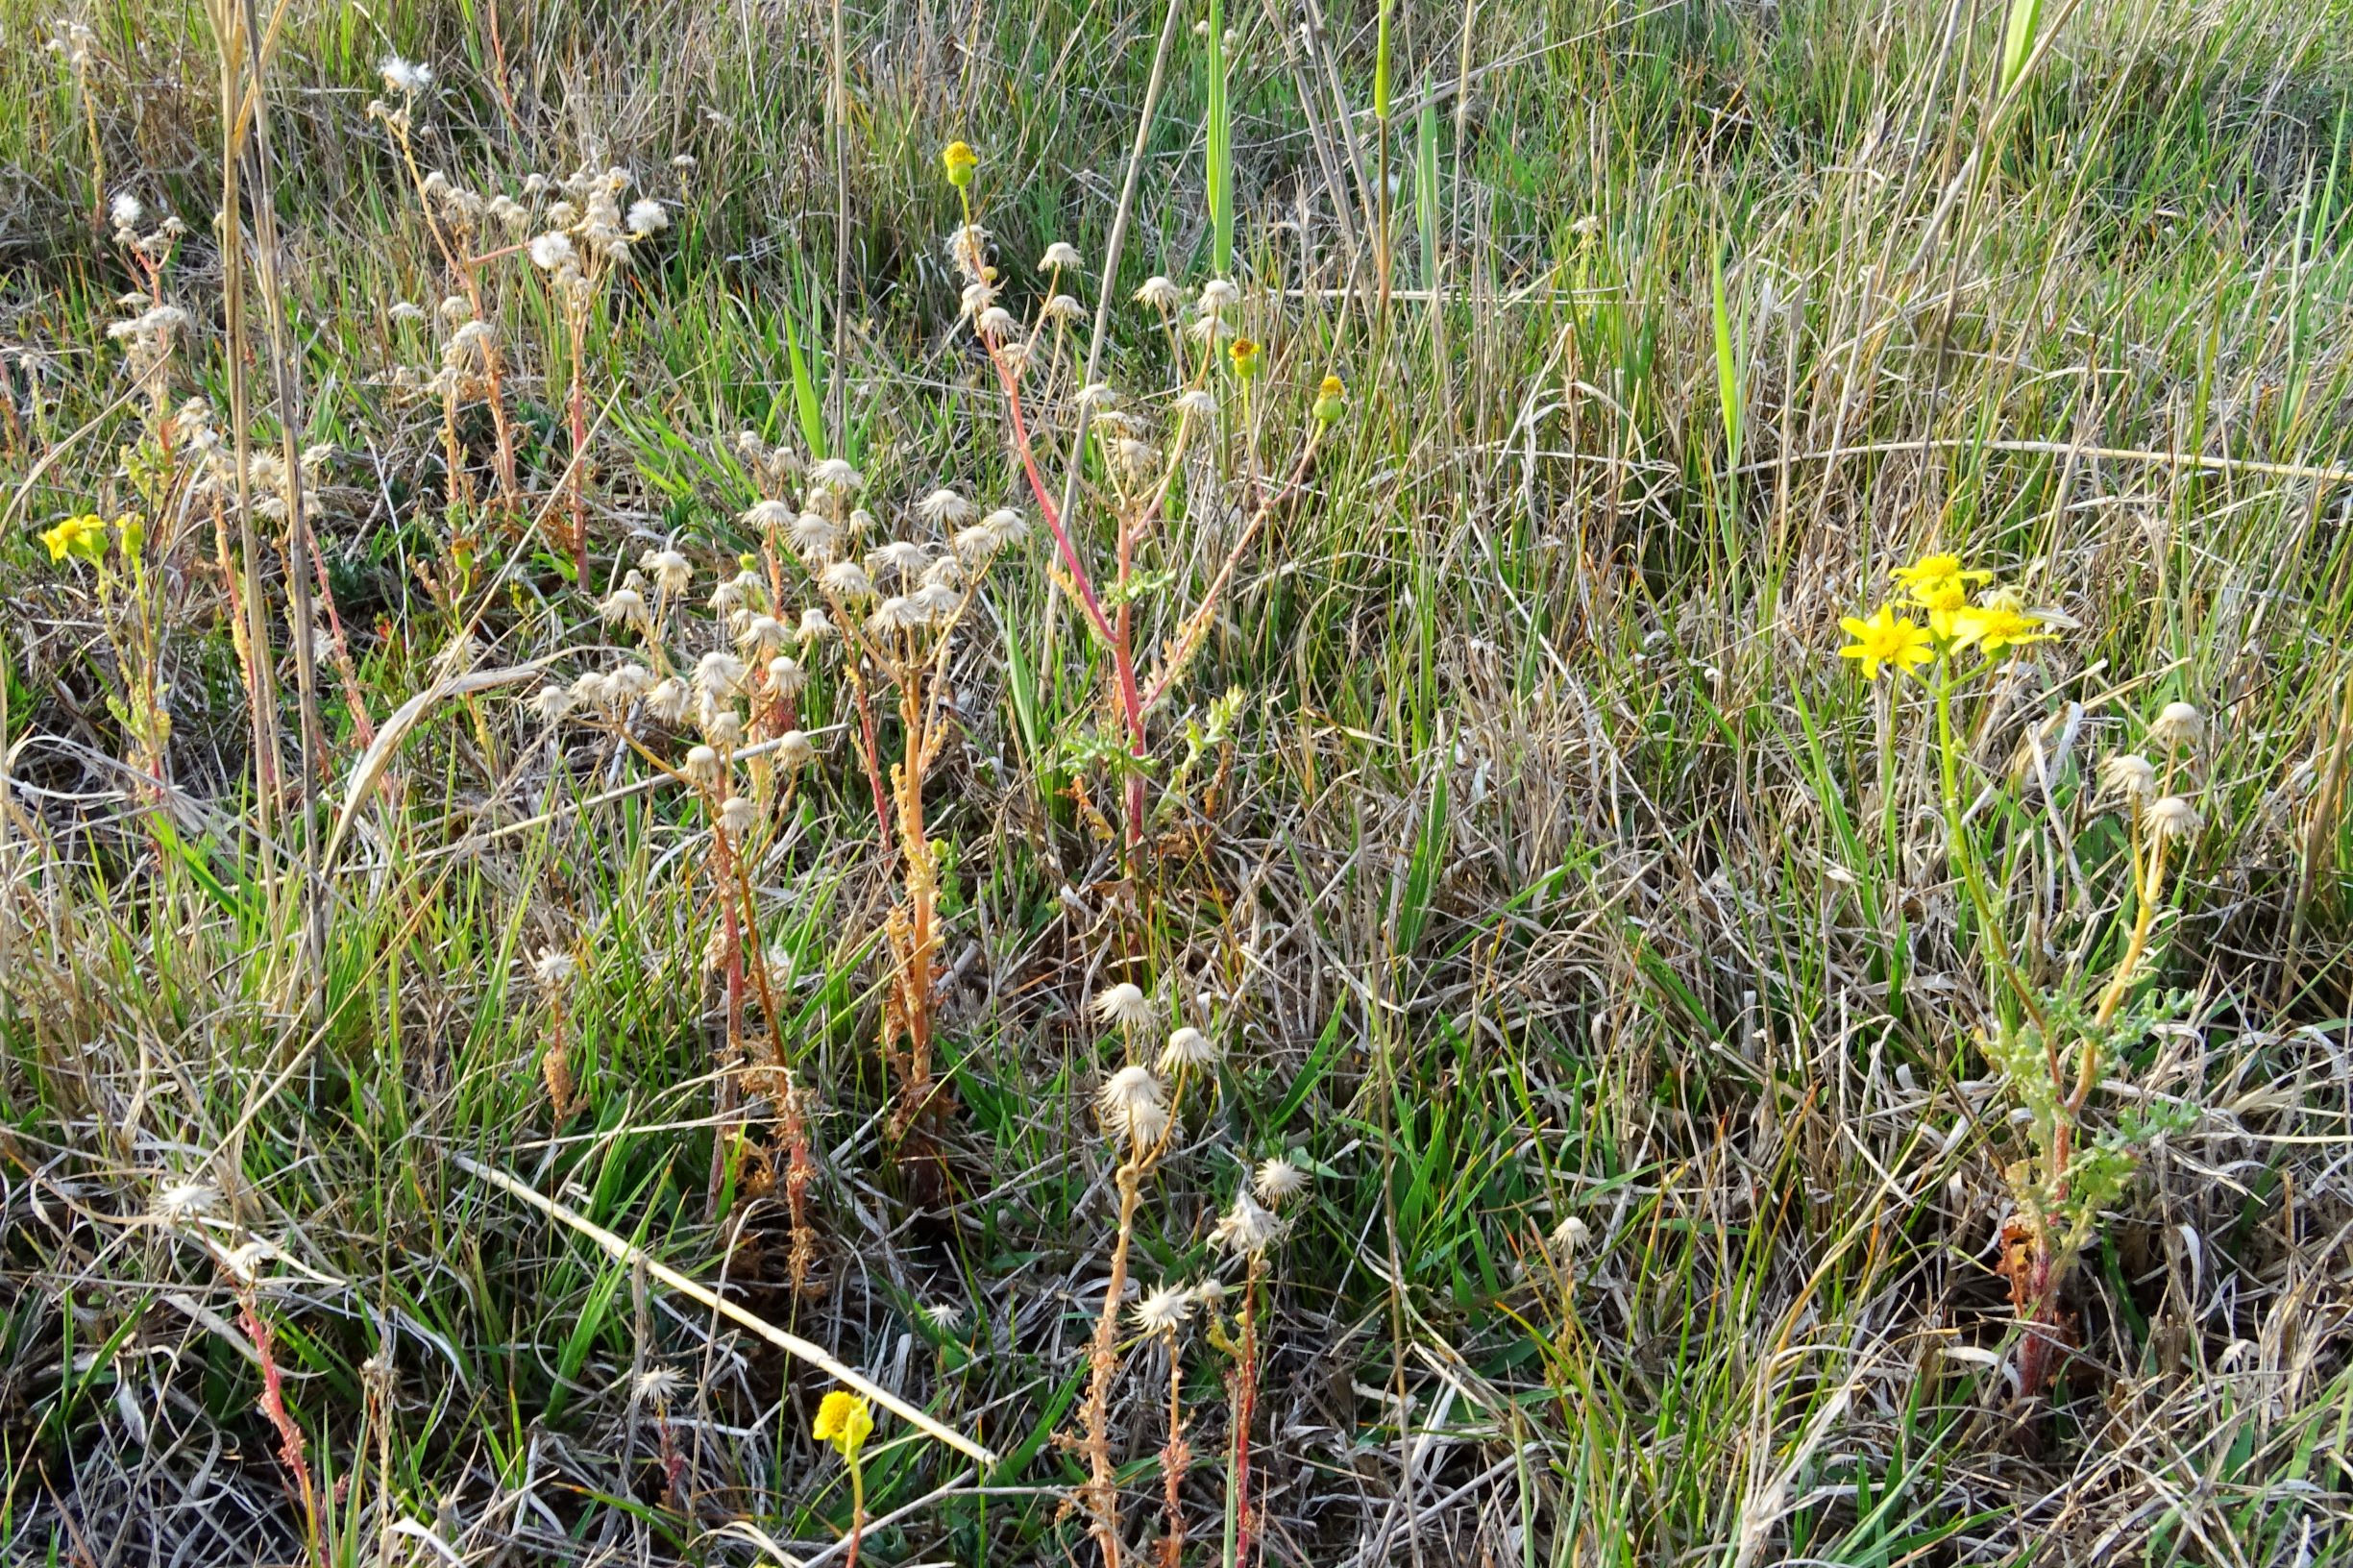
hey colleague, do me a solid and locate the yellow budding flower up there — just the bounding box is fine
[41,512,110,564]
[812,1389,873,1458]
[1311,374,1346,425]
[942,140,978,189]
[1837,605,1933,681]
[1892,552,1990,611]
[1227,336,1262,380]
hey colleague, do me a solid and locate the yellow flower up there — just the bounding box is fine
[1311,374,1345,425]
[1943,602,2049,655]
[812,1389,873,1458]
[1227,336,1262,379]
[40,512,109,564]
[1892,552,1990,610]
[1837,605,1933,680]
[942,140,977,189]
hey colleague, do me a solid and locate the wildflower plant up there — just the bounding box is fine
[1837,551,2201,1394]
[942,140,1342,855]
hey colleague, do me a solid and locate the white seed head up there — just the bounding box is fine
[533,944,577,991]
[767,655,807,697]
[625,198,669,234]
[1175,388,1218,420]
[2099,752,2157,803]
[868,596,923,635]
[975,306,1017,341]
[1213,1188,1283,1256]
[821,560,875,602]
[739,614,790,659]
[797,607,836,642]
[2148,795,2202,843]
[1132,1282,1192,1335]
[919,487,976,527]
[695,649,748,697]
[792,511,843,561]
[606,662,655,702]
[775,728,816,769]
[110,191,144,231]
[1550,1215,1592,1253]
[530,683,576,723]
[1159,1027,1217,1071]
[1040,241,1084,272]
[641,548,692,597]
[1253,1157,1309,1207]
[2151,701,2205,749]
[149,1178,219,1224]
[1095,1065,1170,1148]
[869,540,929,581]
[808,457,864,492]
[645,677,693,725]
[701,707,745,750]
[1042,293,1087,324]
[718,795,757,837]
[1094,981,1152,1028]
[922,1300,968,1332]
[912,581,962,623]
[683,745,724,789]
[742,498,794,531]
[1135,275,1183,311]
[379,55,432,95]
[598,585,649,625]
[527,232,576,271]
[1198,278,1239,310]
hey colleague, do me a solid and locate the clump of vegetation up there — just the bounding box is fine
[5,0,2353,1563]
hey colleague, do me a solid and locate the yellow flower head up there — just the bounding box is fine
[40,512,109,564]
[1227,336,1262,379]
[1837,605,1933,681]
[1892,552,1990,611]
[942,140,978,189]
[812,1389,873,1458]
[1944,602,2049,656]
[1311,374,1345,425]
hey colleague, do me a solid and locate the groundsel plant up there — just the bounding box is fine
[371,60,674,572]
[942,140,1343,852]
[1074,999,1217,1568]
[1838,553,2202,1396]
[540,527,827,1252]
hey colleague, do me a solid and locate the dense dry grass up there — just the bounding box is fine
[6,0,2353,1562]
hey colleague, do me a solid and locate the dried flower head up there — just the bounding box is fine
[767,655,807,697]
[775,729,816,769]
[718,795,757,837]
[533,945,577,991]
[695,649,748,697]
[1095,1065,1170,1149]
[1094,982,1151,1028]
[1135,275,1183,311]
[2151,701,2205,749]
[150,1178,220,1225]
[645,677,693,725]
[2099,752,2158,803]
[682,745,724,789]
[1159,1026,1217,1071]
[380,56,432,96]
[797,607,836,642]
[1198,278,1239,311]
[919,487,976,527]
[2148,795,2202,843]
[1254,1157,1309,1206]
[641,548,692,597]
[1040,241,1084,272]
[821,560,875,602]
[1133,1282,1192,1335]
[1213,1188,1283,1256]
